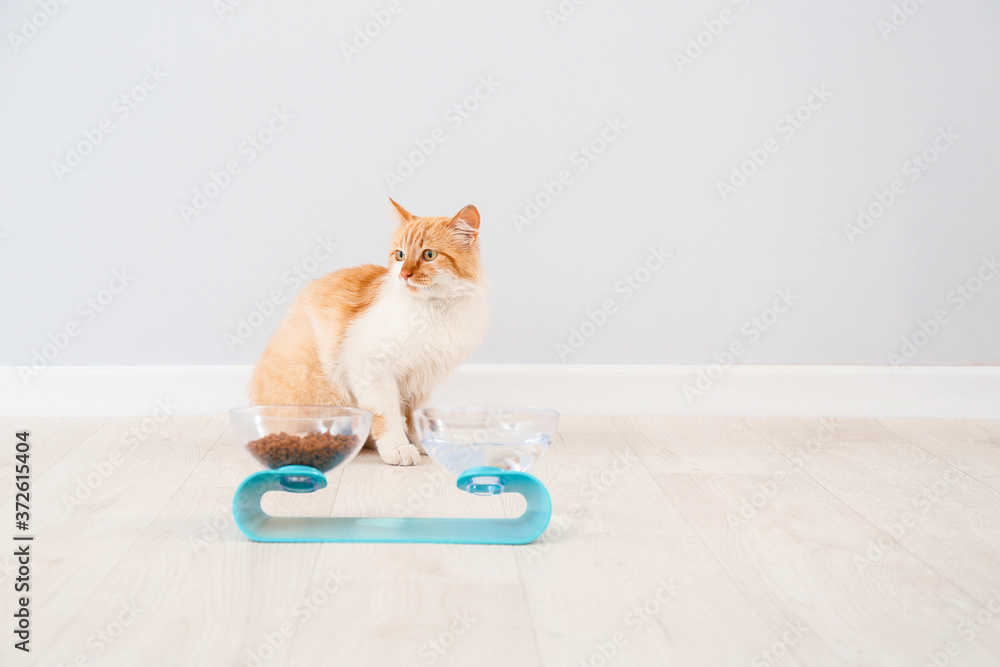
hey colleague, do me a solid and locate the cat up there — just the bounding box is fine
[249,200,489,466]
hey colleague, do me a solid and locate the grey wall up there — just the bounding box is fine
[2,0,998,368]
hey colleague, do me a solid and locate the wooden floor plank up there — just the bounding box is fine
[6,415,1000,666]
[515,416,783,666]
[64,423,333,667]
[655,468,1000,666]
[1,414,230,664]
[0,416,107,505]
[613,415,791,474]
[878,418,1000,490]
[280,449,543,667]
[745,418,1000,609]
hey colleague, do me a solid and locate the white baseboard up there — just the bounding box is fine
[0,364,1000,419]
[0,364,998,418]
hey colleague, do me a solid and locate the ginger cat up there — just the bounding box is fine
[250,200,489,465]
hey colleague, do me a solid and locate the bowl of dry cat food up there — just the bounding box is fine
[229,405,372,473]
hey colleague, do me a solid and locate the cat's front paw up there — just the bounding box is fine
[407,429,426,453]
[377,438,422,466]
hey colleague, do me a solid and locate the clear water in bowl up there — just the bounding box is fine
[424,430,550,475]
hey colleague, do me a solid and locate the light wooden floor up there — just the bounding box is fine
[2,416,1000,666]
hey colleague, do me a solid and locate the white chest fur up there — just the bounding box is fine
[338,274,488,403]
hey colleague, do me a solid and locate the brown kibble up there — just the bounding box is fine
[246,430,360,472]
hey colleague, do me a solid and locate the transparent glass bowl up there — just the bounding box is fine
[230,405,372,474]
[413,405,559,479]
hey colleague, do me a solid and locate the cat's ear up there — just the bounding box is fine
[389,198,414,224]
[449,205,480,246]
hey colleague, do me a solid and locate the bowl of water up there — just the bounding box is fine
[413,405,558,481]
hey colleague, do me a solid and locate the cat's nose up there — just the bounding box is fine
[401,270,413,280]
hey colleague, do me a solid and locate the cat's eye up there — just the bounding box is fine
[423,249,438,261]
[394,250,405,261]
